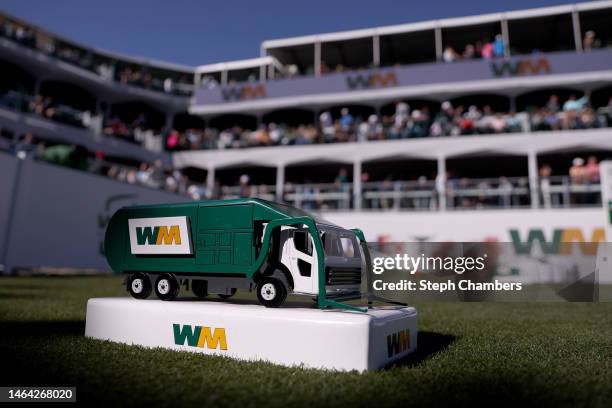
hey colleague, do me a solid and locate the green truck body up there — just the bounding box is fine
[104,198,368,310]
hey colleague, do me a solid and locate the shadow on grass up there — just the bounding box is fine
[388,331,456,369]
[0,320,85,338]
[0,320,84,388]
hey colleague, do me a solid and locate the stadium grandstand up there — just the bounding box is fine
[1,0,612,252]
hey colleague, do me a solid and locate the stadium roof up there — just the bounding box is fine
[3,1,611,73]
[262,0,612,49]
[195,56,283,75]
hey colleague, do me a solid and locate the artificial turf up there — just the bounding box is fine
[0,276,611,407]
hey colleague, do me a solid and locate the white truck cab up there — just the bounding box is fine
[276,224,363,297]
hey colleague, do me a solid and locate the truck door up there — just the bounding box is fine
[282,228,317,295]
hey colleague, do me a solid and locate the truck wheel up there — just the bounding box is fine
[128,272,151,299]
[218,288,237,299]
[256,277,287,308]
[155,273,179,301]
[192,280,208,298]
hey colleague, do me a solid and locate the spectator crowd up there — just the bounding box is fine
[166,93,612,150]
[442,34,506,63]
[2,15,611,154]
[7,132,207,200]
[0,90,163,150]
[1,91,93,129]
[2,86,611,156]
[0,18,192,96]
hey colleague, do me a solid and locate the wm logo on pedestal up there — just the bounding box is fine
[387,328,410,357]
[173,324,228,351]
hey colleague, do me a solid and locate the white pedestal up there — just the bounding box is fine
[85,298,417,371]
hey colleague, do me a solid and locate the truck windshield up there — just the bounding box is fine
[319,228,360,259]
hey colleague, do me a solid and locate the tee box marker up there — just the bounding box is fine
[85,297,417,371]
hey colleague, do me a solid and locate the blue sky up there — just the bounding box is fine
[1,0,592,66]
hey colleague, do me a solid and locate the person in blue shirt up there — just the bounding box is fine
[340,108,354,131]
[563,93,590,112]
[493,34,505,58]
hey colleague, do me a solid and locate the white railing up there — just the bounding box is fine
[284,183,352,211]
[217,177,601,211]
[362,180,438,211]
[219,185,276,201]
[446,177,531,209]
[540,176,601,208]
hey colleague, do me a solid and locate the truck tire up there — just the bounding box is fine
[155,273,180,301]
[192,280,208,298]
[218,288,237,299]
[127,272,151,299]
[256,277,287,308]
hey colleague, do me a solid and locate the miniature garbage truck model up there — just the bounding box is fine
[104,198,369,310]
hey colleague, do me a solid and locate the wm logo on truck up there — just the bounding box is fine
[136,225,181,245]
[173,324,228,351]
[128,216,192,255]
[387,328,410,357]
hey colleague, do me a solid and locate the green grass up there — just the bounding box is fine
[1,276,612,407]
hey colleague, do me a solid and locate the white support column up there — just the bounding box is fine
[276,164,285,202]
[528,150,539,209]
[92,99,104,136]
[221,70,228,86]
[314,41,322,77]
[268,64,275,80]
[509,95,517,113]
[572,9,583,52]
[436,155,446,211]
[434,26,443,61]
[353,160,362,211]
[260,46,267,82]
[206,166,216,199]
[372,35,380,67]
[501,17,510,57]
